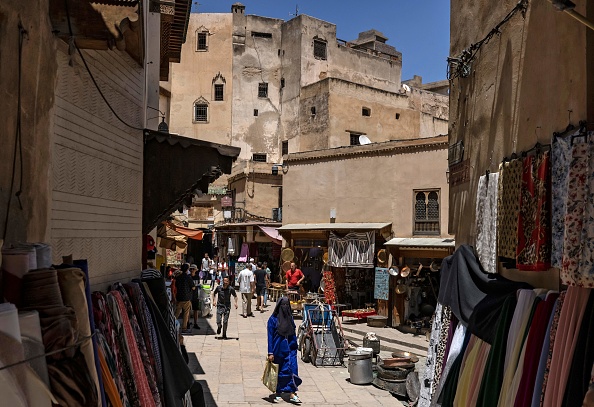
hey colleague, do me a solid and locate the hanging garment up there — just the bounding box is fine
[432,323,467,406]
[579,134,594,287]
[497,159,522,262]
[419,303,445,407]
[438,245,530,341]
[543,286,591,407]
[438,330,472,407]
[476,294,517,407]
[328,231,375,268]
[517,151,551,271]
[551,136,572,268]
[440,314,459,378]
[539,291,565,406]
[513,292,559,407]
[238,243,249,262]
[562,141,589,285]
[475,172,499,273]
[433,306,452,393]
[453,337,490,407]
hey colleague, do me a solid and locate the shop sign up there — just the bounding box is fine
[221,196,233,207]
[374,267,389,300]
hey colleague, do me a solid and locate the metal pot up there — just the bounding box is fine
[347,348,374,385]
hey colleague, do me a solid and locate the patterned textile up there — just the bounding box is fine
[433,306,452,391]
[579,134,594,286]
[141,276,178,342]
[476,172,500,273]
[328,231,375,268]
[418,303,445,407]
[561,141,589,285]
[551,136,572,268]
[517,151,551,271]
[497,159,522,260]
[432,323,467,406]
[110,290,156,407]
[530,298,559,407]
[539,291,565,406]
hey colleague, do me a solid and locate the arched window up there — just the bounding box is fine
[193,97,209,123]
[196,26,209,51]
[212,72,226,101]
[414,190,440,235]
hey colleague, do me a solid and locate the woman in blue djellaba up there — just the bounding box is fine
[267,296,302,403]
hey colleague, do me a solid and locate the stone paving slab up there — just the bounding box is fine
[183,302,409,407]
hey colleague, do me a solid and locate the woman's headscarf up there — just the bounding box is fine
[273,297,295,337]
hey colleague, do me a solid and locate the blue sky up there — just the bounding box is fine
[191,1,450,84]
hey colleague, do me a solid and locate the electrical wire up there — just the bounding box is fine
[3,23,27,241]
[447,0,529,80]
[64,0,144,131]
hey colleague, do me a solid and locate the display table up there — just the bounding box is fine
[268,287,284,302]
[341,308,377,323]
[331,303,351,316]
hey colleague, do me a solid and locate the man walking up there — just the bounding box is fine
[201,253,210,284]
[175,263,195,334]
[254,262,269,312]
[238,263,255,317]
[212,276,237,339]
[263,261,271,307]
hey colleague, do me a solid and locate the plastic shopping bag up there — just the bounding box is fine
[262,360,279,393]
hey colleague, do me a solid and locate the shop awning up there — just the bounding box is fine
[164,222,204,240]
[384,237,455,248]
[258,226,282,245]
[143,130,240,234]
[278,223,392,231]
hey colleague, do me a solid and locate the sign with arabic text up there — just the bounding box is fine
[374,267,389,300]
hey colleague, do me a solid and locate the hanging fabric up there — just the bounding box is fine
[517,150,551,271]
[475,172,499,273]
[551,136,572,268]
[328,231,375,268]
[497,159,522,262]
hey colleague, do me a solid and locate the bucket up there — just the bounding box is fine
[347,348,374,385]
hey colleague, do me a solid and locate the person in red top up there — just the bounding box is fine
[286,262,305,291]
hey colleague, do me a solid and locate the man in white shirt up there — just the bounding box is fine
[201,253,210,284]
[237,263,255,317]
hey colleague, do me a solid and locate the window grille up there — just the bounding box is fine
[194,104,208,122]
[214,84,224,101]
[252,153,267,162]
[414,190,440,235]
[350,133,361,146]
[313,39,327,60]
[258,82,268,98]
[282,141,288,155]
[197,32,207,50]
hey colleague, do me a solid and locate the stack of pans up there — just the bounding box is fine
[372,351,420,401]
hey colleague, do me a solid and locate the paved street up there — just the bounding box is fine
[183,302,407,407]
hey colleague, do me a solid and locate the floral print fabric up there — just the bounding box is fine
[517,151,551,271]
[498,159,522,260]
[476,172,500,273]
[551,137,572,268]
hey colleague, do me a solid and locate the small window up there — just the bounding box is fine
[197,32,208,51]
[362,107,371,117]
[395,113,401,120]
[258,82,268,98]
[280,78,285,88]
[254,109,259,116]
[282,140,288,156]
[313,39,327,60]
[252,153,267,162]
[311,107,316,116]
[252,32,272,39]
[194,104,208,122]
[414,190,440,235]
[350,133,361,146]
[214,84,224,101]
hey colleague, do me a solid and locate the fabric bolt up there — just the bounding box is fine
[476,294,517,407]
[20,268,64,308]
[114,284,161,407]
[440,314,459,378]
[452,335,480,407]
[475,172,499,273]
[561,141,589,285]
[517,151,551,271]
[18,310,49,386]
[110,290,156,407]
[453,336,490,407]
[139,282,194,407]
[467,339,491,407]
[432,323,467,406]
[503,290,536,372]
[97,346,124,407]
[437,329,472,407]
[96,332,130,407]
[418,302,445,407]
[562,289,594,406]
[56,267,101,407]
[498,159,522,261]
[499,292,542,406]
[433,306,452,392]
[141,276,178,342]
[543,286,591,407]
[438,245,531,341]
[514,292,559,407]
[106,293,140,406]
[1,248,36,306]
[539,291,566,406]
[551,136,572,268]
[530,298,559,407]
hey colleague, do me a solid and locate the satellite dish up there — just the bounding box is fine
[359,135,372,145]
[402,84,411,93]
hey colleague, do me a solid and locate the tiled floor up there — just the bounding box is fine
[183,303,406,407]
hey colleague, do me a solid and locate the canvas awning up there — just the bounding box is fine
[384,237,455,248]
[258,226,282,245]
[143,130,240,234]
[277,223,391,231]
[164,222,203,240]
